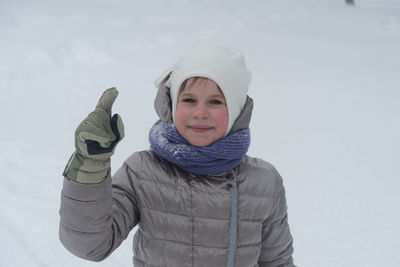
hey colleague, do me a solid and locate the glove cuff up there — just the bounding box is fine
[63,152,110,184]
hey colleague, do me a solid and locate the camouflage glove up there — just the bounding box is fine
[63,87,125,184]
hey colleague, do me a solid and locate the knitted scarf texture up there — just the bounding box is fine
[149,120,250,175]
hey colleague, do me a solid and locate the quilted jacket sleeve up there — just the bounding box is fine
[258,168,295,267]
[59,162,140,262]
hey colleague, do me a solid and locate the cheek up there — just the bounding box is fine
[213,108,228,133]
[175,104,190,127]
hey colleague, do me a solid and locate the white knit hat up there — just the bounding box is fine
[154,42,252,135]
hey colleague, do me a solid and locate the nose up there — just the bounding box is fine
[192,104,210,119]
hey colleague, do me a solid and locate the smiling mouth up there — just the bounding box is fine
[188,125,214,133]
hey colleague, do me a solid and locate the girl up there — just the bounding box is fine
[60,42,295,267]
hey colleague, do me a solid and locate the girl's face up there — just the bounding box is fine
[175,78,228,147]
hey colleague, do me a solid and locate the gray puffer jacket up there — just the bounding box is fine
[59,87,295,266]
[59,150,294,267]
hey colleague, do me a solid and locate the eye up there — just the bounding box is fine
[210,99,223,105]
[182,98,195,103]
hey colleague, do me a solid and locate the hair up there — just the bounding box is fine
[179,77,224,96]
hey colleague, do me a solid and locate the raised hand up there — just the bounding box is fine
[63,87,125,184]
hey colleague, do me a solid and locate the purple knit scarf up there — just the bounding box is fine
[149,120,250,175]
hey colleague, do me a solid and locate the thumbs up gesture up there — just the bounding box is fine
[63,87,125,184]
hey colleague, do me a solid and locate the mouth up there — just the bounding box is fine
[188,125,214,133]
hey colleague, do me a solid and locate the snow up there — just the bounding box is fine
[1,0,399,266]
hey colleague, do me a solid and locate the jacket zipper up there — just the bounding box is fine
[226,187,238,267]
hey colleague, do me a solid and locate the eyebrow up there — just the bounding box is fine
[209,94,225,99]
[179,93,194,98]
[179,93,224,99]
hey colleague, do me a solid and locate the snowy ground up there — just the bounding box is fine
[1,0,400,266]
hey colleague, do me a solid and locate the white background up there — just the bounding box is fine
[1,0,399,266]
